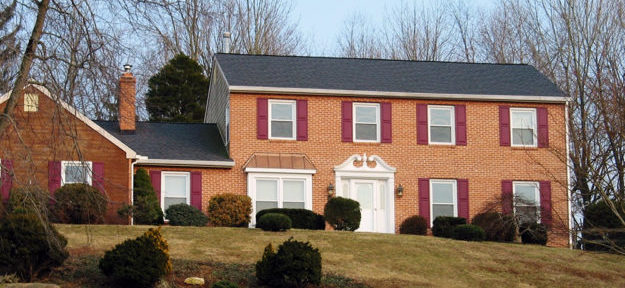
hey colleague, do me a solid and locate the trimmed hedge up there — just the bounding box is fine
[54,183,107,224]
[255,208,325,230]
[399,215,428,235]
[452,224,486,241]
[257,213,292,232]
[471,212,516,242]
[324,197,361,231]
[256,238,321,287]
[207,194,252,227]
[432,216,467,238]
[520,222,548,245]
[165,203,208,226]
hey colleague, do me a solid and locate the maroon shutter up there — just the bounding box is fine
[149,170,162,206]
[499,106,511,146]
[537,107,549,148]
[455,105,467,146]
[381,102,392,143]
[419,178,430,226]
[92,162,104,193]
[1,159,13,202]
[296,100,308,141]
[417,104,428,145]
[190,172,202,211]
[341,101,353,142]
[539,181,552,226]
[501,180,513,215]
[457,179,469,220]
[257,98,268,139]
[48,161,62,194]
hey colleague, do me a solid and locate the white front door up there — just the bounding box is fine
[347,179,387,233]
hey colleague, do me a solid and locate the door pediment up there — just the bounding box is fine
[334,153,396,174]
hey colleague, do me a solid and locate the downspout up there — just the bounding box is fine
[565,102,573,249]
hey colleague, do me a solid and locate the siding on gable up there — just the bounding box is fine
[205,62,230,148]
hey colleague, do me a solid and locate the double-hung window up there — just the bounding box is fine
[353,103,380,142]
[428,105,455,144]
[430,179,457,225]
[510,108,537,147]
[161,172,190,212]
[269,100,296,140]
[513,181,540,224]
[61,161,92,185]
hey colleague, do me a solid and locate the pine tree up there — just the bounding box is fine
[132,168,164,225]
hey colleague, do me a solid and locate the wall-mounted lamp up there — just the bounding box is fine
[327,183,335,196]
[396,184,404,197]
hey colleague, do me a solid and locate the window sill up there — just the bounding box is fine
[350,141,382,146]
[510,146,539,151]
[268,139,298,143]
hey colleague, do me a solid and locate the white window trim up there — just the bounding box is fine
[352,102,380,143]
[512,181,541,223]
[268,99,297,140]
[510,107,538,148]
[247,172,313,227]
[160,171,191,212]
[24,93,39,112]
[428,105,455,145]
[429,179,458,226]
[61,161,92,185]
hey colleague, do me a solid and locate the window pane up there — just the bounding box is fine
[511,111,535,129]
[430,126,452,143]
[271,121,293,138]
[355,123,377,140]
[516,206,539,224]
[256,201,278,212]
[65,164,88,183]
[512,128,534,145]
[430,108,452,125]
[271,103,293,120]
[432,182,454,203]
[283,180,305,202]
[257,180,278,201]
[283,202,306,209]
[164,175,187,197]
[164,197,186,211]
[356,183,373,209]
[432,204,454,219]
[515,184,537,205]
[355,106,377,123]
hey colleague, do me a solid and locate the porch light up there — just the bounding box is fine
[327,183,335,196]
[396,184,404,197]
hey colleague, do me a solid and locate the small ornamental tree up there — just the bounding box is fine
[118,169,164,225]
[324,197,361,231]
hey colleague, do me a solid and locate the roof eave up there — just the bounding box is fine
[136,158,234,168]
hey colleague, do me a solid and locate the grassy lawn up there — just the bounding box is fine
[53,224,625,287]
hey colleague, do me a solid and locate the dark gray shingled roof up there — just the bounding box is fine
[215,53,564,97]
[94,121,231,162]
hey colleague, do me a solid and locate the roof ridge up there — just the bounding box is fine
[93,120,217,126]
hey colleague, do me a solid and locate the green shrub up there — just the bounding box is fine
[583,200,625,252]
[256,208,325,230]
[0,211,68,281]
[119,169,163,225]
[432,216,467,238]
[165,203,208,226]
[207,194,252,227]
[7,186,50,214]
[54,183,107,224]
[212,280,239,288]
[99,227,171,287]
[257,213,292,232]
[520,222,548,245]
[471,212,516,242]
[255,238,322,288]
[452,224,486,241]
[324,197,361,231]
[399,215,428,235]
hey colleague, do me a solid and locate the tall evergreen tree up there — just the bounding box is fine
[145,54,209,122]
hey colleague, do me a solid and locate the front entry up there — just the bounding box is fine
[346,179,387,233]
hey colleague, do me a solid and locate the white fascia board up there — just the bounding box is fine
[244,167,317,174]
[229,85,568,103]
[136,158,235,168]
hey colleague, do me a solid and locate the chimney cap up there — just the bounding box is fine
[223,31,231,38]
[123,64,132,72]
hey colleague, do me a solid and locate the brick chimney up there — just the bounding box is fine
[119,64,136,133]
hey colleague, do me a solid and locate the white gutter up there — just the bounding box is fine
[136,158,235,168]
[244,168,317,174]
[228,85,569,103]
[565,103,573,249]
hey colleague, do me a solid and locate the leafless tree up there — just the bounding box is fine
[0,0,21,93]
[336,12,383,59]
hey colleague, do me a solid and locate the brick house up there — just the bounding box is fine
[0,54,570,246]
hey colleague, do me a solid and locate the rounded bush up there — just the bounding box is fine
[0,211,68,281]
[471,212,516,242]
[520,222,548,245]
[452,224,486,241]
[399,215,428,235]
[256,208,325,230]
[324,197,361,231]
[165,203,208,226]
[99,228,171,287]
[583,200,625,251]
[257,213,292,232]
[255,238,322,287]
[54,183,107,224]
[432,216,467,238]
[212,280,239,288]
[207,194,252,227]
[7,187,50,214]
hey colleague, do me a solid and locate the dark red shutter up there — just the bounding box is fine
[417,104,428,145]
[499,106,510,146]
[1,159,13,202]
[296,100,308,141]
[539,181,552,226]
[419,178,430,226]
[381,102,392,143]
[455,105,467,146]
[92,162,104,193]
[537,107,549,148]
[191,172,202,211]
[48,161,62,194]
[149,170,162,206]
[257,98,268,139]
[457,179,469,220]
[501,180,513,215]
[341,101,353,142]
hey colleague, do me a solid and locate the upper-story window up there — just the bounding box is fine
[510,108,537,147]
[269,100,296,140]
[513,181,540,223]
[353,103,380,142]
[61,161,92,185]
[428,105,455,144]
